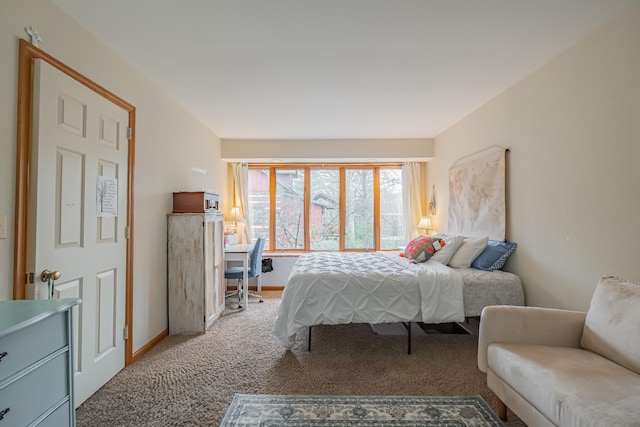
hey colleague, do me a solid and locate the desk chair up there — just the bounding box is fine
[225,237,265,308]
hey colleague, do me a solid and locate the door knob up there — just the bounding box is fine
[40,269,61,282]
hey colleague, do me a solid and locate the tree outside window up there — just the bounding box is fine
[275,169,305,250]
[310,169,340,250]
[248,169,270,247]
[345,169,374,249]
[379,169,404,249]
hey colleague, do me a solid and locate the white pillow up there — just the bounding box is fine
[430,235,464,265]
[448,236,489,268]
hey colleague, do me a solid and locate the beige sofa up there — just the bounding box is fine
[478,276,640,427]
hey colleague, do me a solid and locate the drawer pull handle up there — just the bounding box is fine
[0,352,6,362]
[0,408,9,421]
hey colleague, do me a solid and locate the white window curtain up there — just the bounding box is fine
[232,162,252,243]
[402,162,423,243]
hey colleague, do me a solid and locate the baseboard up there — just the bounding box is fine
[131,328,168,364]
[255,285,284,291]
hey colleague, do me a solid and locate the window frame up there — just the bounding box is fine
[249,163,403,252]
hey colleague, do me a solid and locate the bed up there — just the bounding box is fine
[273,251,524,350]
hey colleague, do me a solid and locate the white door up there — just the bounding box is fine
[30,59,128,406]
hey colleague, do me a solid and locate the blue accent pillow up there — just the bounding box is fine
[471,240,517,271]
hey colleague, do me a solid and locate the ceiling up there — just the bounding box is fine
[52,0,638,140]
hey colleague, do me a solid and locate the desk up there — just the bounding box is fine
[224,243,254,309]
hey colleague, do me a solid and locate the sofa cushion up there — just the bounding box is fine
[488,343,640,427]
[581,276,640,375]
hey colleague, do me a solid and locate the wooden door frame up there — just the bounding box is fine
[13,39,136,366]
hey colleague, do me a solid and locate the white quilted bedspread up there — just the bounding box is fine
[273,251,464,349]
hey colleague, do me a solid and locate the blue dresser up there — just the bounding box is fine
[0,298,80,426]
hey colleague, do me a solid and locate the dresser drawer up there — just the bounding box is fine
[0,312,67,382]
[0,351,69,427]
[33,400,71,427]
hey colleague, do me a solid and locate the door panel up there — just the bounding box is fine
[56,149,84,248]
[31,59,128,406]
[99,114,119,149]
[96,269,116,357]
[57,93,86,137]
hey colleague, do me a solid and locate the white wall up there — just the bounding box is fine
[259,257,298,287]
[0,0,227,352]
[222,138,434,162]
[428,5,640,311]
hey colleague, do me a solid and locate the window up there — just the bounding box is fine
[275,169,305,250]
[247,169,270,248]
[345,169,374,249]
[247,164,405,252]
[310,169,340,250]
[379,169,404,249]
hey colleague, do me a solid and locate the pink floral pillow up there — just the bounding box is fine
[403,236,445,263]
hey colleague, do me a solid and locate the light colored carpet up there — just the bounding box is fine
[76,292,525,426]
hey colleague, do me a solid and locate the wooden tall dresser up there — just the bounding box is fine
[167,213,225,334]
[0,298,80,426]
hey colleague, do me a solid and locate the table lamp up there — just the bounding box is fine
[417,216,432,235]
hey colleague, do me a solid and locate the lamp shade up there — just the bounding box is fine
[228,206,244,221]
[417,216,432,231]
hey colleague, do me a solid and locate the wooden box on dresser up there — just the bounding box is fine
[167,213,225,335]
[0,298,80,426]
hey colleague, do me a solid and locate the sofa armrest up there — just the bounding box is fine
[478,305,586,372]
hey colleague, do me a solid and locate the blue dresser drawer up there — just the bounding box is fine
[34,400,71,426]
[0,351,69,426]
[0,312,67,383]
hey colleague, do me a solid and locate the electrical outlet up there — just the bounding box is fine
[0,214,7,239]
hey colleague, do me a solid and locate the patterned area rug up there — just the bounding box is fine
[220,394,505,426]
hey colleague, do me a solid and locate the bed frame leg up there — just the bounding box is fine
[402,322,412,355]
[308,326,312,352]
